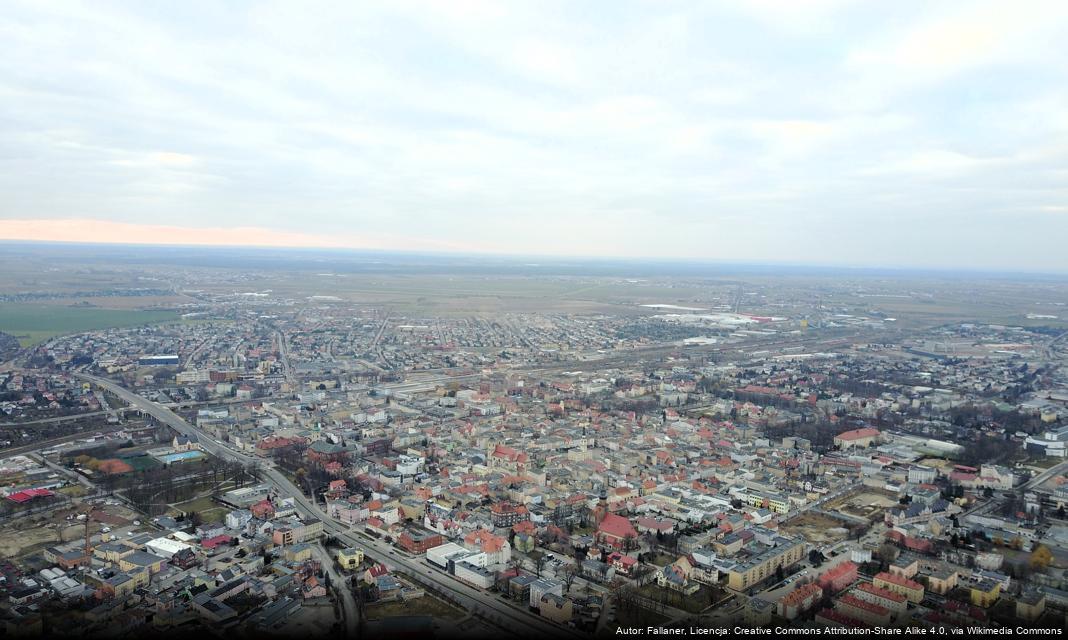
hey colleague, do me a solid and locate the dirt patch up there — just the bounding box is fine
[781,512,851,546]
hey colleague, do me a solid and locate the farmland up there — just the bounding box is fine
[0,304,181,346]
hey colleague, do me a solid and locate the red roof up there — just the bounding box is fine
[836,427,881,441]
[839,594,889,616]
[597,513,638,540]
[855,582,907,603]
[6,488,54,503]
[202,535,233,549]
[875,571,922,591]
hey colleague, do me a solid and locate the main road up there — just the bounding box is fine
[75,372,584,639]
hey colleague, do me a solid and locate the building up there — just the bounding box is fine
[777,583,823,620]
[464,529,511,565]
[453,561,495,589]
[926,567,958,595]
[397,529,444,555]
[337,548,364,570]
[144,537,193,560]
[284,543,313,563]
[970,578,1001,608]
[530,577,564,609]
[272,519,324,546]
[1016,591,1046,622]
[596,513,638,549]
[727,537,806,591]
[490,502,529,528]
[834,427,881,449]
[818,561,858,594]
[426,542,468,569]
[139,355,180,366]
[539,593,574,624]
[836,594,891,626]
[873,572,924,603]
[852,582,908,615]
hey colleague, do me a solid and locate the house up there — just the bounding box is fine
[657,557,698,595]
[226,509,253,530]
[363,563,390,585]
[539,593,574,624]
[374,575,404,601]
[607,552,639,577]
[337,548,364,570]
[464,529,511,565]
[251,499,275,520]
[173,434,200,452]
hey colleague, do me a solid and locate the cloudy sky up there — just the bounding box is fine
[2,1,1067,271]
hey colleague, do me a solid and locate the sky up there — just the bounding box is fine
[1,1,1067,271]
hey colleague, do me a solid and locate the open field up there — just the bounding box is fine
[0,500,140,559]
[0,304,181,346]
[168,494,228,523]
[365,591,467,620]
[823,489,900,522]
[781,512,851,546]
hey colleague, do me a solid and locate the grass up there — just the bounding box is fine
[0,304,181,346]
[169,494,228,523]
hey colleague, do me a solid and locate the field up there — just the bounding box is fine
[780,512,851,545]
[168,493,229,523]
[0,304,181,346]
[822,490,900,522]
[365,592,467,621]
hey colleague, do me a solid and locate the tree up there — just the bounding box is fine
[562,564,579,592]
[530,551,547,577]
[1030,545,1053,570]
[878,543,900,567]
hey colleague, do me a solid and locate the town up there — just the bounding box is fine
[1,254,1068,639]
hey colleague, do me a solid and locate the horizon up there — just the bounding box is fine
[2,1,1067,272]
[4,238,1068,279]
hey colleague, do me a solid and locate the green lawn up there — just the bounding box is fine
[0,305,181,346]
[169,494,228,523]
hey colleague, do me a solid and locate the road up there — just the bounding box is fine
[1022,458,1068,491]
[0,410,109,427]
[76,372,584,639]
[313,542,358,636]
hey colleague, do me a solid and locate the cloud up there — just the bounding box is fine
[0,218,482,253]
[0,1,1067,270]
